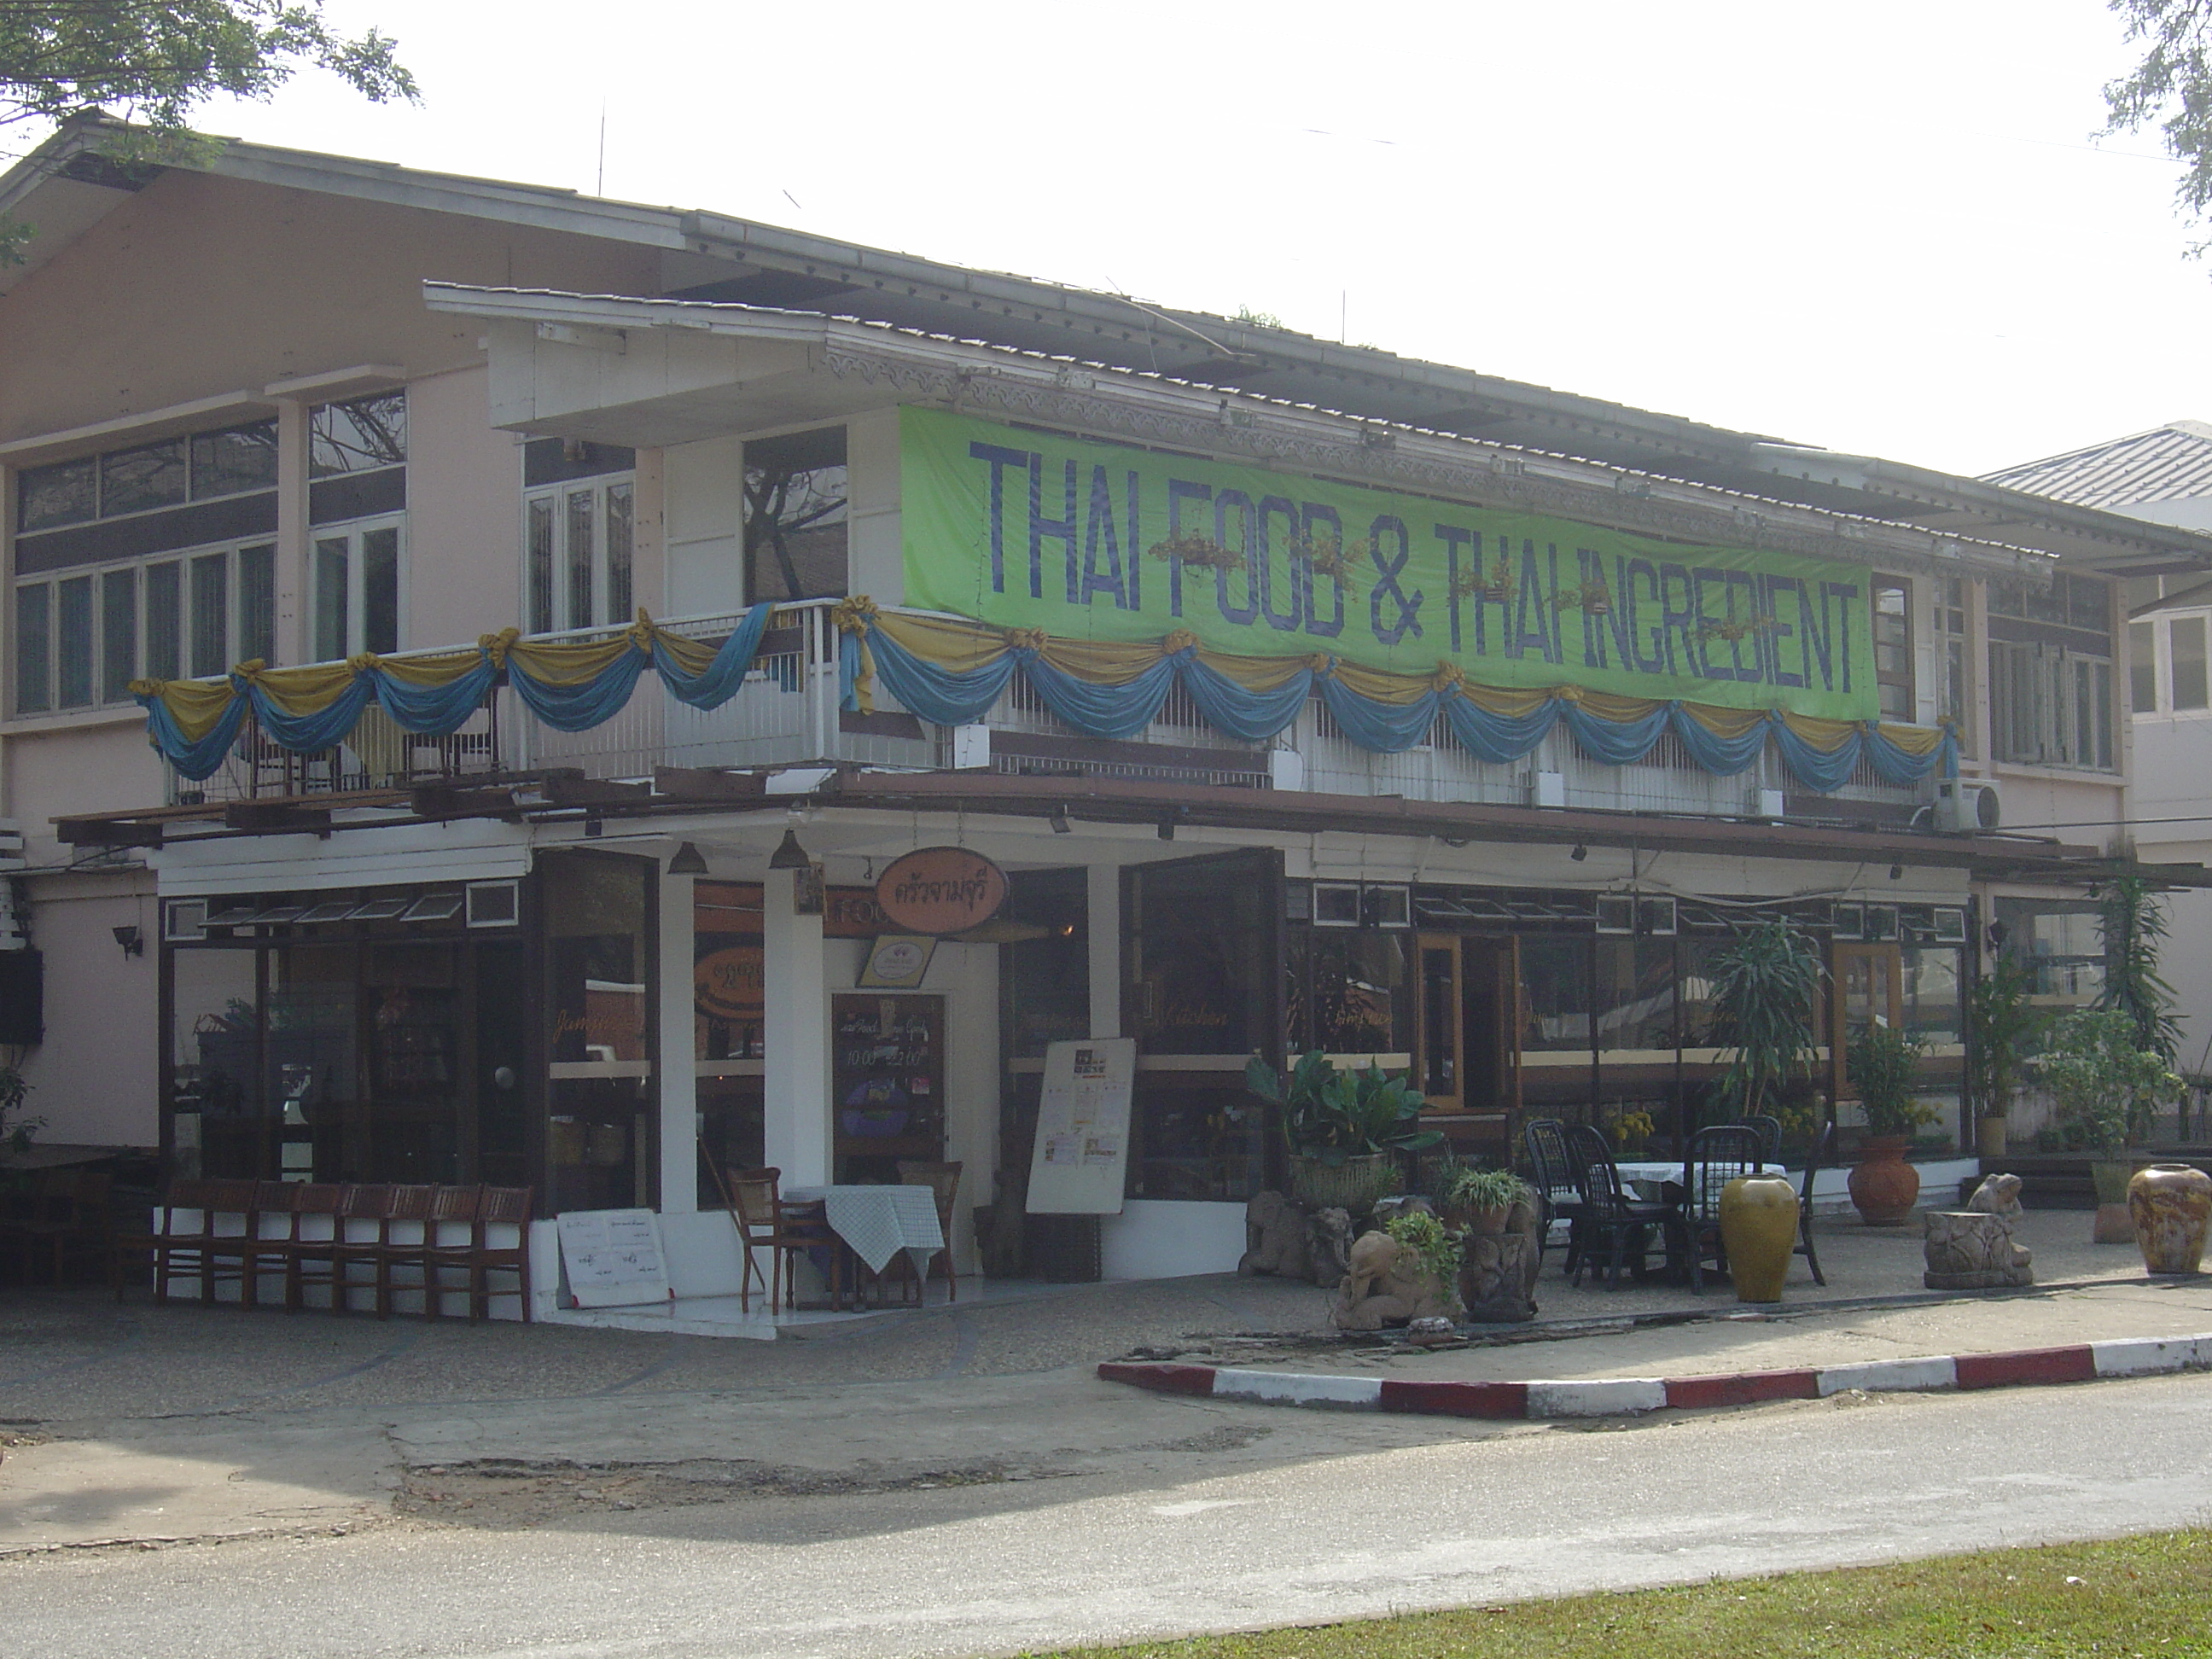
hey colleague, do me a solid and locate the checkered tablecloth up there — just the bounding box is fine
[1615,1161,1788,1202]
[785,1184,945,1276]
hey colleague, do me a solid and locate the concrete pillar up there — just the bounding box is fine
[273,399,311,664]
[656,863,697,1214]
[1087,862,1121,1039]
[762,865,830,1186]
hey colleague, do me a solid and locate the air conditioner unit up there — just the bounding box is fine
[1528,770,1567,809]
[1933,779,2001,833]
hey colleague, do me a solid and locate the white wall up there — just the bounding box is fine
[19,870,160,1147]
[662,435,744,615]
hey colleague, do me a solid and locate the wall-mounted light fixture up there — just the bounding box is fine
[1569,843,1588,862]
[1048,805,1073,835]
[1888,864,1904,882]
[668,842,708,876]
[112,924,143,958]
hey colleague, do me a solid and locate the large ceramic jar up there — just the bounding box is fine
[1848,1136,1921,1225]
[2127,1163,2212,1274]
[1718,1173,1799,1301]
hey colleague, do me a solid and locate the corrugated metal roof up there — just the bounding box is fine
[1982,421,2212,508]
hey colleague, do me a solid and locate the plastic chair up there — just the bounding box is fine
[1521,1120,1586,1276]
[1796,1121,1836,1286]
[1674,1123,1769,1293]
[1566,1124,1678,1287]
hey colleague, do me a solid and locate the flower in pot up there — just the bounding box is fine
[1845,1020,1936,1225]
[1446,1166,1533,1237]
[2038,1007,2185,1250]
[1245,1051,1442,1219]
[1966,954,2045,1158]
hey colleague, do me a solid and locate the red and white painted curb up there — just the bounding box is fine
[1097,1332,2212,1420]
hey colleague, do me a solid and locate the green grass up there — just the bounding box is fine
[1027,1529,2212,1658]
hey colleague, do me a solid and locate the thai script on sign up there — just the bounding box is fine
[874,847,1009,935]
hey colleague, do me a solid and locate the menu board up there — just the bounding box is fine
[831,993,945,1182]
[1025,1039,1137,1214]
[556,1208,672,1307]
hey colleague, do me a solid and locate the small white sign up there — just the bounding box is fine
[1026,1038,1137,1215]
[556,1208,672,1307]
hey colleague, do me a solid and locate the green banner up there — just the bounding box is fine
[899,407,1878,719]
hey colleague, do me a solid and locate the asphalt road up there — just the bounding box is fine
[8,1371,2212,1659]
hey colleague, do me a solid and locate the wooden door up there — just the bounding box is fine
[1832,941,1902,1100]
[1413,934,1519,1154]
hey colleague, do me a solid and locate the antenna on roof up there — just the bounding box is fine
[597,101,607,196]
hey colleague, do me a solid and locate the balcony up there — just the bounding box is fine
[156,598,1937,824]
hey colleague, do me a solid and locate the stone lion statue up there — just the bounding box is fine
[1237,1190,1312,1279]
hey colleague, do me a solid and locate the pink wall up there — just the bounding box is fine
[18,874,159,1148]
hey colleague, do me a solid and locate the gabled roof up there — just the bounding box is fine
[1982,422,2212,509]
[11,114,2212,577]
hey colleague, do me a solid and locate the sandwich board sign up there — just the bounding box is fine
[1025,1038,1136,1214]
[556,1208,672,1307]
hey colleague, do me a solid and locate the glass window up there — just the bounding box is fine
[1298,931,1412,1055]
[2173,616,2209,711]
[311,393,407,476]
[1129,856,1275,1055]
[566,487,596,630]
[144,562,182,680]
[15,583,49,713]
[56,575,93,707]
[189,422,278,498]
[99,439,188,516]
[315,538,348,661]
[189,552,228,678]
[2132,620,2159,712]
[101,569,137,703]
[169,946,264,1180]
[1596,936,1675,1056]
[1900,946,1962,1045]
[1872,579,1912,723]
[606,480,634,623]
[363,526,399,655]
[238,544,276,666]
[743,426,849,602]
[17,456,96,532]
[1518,937,1592,1052]
[527,496,556,635]
[1000,869,1089,1059]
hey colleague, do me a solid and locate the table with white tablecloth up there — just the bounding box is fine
[1615,1160,1787,1202]
[784,1184,945,1281]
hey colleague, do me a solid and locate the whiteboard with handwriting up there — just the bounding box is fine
[556,1208,672,1307]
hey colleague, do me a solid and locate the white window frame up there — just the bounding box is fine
[309,514,407,661]
[523,474,634,635]
[2128,608,2212,719]
[13,536,276,715]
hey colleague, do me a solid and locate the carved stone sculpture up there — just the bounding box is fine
[1924,1207,2033,1289]
[1370,1194,1435,1230]
[1307,1206,1353,1288]
[1967,1172,2025,1220]
[1457,1196,1542,1322]
[1237,1190,1312,1279]
[1329,1230,1458,1330]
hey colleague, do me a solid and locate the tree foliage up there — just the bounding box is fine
[1708,918,1827,1122]
[2094,872,2182,1065]
[2040,1006,2181,1154]
[2104,0,2212,246]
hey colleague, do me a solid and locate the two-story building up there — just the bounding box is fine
[5,115,2206,1296]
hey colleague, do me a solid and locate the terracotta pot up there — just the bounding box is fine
[1976,1116,2009,1158]
[2092,1159,2139,1244]
[1462,1203,1512,1237]
[1848,1135,1920,1225]
[2128,1163,2212,1274]
[1718,1173,1799,1302]
[1289,1154,1400,1220]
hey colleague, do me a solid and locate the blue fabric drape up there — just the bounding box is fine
[849,624,1021,726]
[243,677,379,755]
[1020,650,1180,741]
[373,655,502,733]
[1436,693,1565,763]
[656,603,775,710]
[1175,654,1315,742]
[148,687,253,782]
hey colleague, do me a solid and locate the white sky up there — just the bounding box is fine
[133,0,2212,479]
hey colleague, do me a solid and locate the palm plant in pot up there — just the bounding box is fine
[1708,918,1826,1127]
[1846,1021,1937,1224]
[1244,1051,1442,1218]
[1966,954,2045,1159]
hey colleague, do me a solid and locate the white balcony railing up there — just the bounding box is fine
[162,597,1938,820]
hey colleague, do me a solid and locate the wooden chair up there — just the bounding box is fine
[720,1166,841,1313]
[154,1179,257,1306]
[416,1185,486,1319]
[370,1185,436,1318]
[468,1186,534,1322]
[245,1180,316,1308]
[896,1161,962,1303]
[1796,1121,1837,1287]
[280,1184,350,1312]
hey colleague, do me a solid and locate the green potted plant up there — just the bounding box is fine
[1708,917,1826,1126]
[1244,1051,1442,1217]
[2039,1007,2185,1248]
[1846,1022,1937,1224]
[1967,954,2046,1158]
[0,1064,38,1156]
[1445,1166,1533,1237]
[1384,1208,1463,1315]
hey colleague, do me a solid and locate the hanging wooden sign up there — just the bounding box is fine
[875,846,1009,935]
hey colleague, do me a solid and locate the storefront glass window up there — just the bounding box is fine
[694,880,765,1200]
[1296,930,1412,1057]
[170,947,261,1179]
[544,853,653,1213]
[1001,869,1089,1059]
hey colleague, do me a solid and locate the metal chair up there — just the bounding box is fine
[1674,1122,1769,1293]
[1521,1119,1586,1276]
[1796,1121,1836,1287]
[1566,1124,1678,1287]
